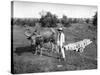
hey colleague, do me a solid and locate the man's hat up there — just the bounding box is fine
[57,28,63,31]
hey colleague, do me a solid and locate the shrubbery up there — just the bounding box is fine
[39,12,59,27]
[12,11,97,28]
[93,12,97,27]
[12,18,39,27]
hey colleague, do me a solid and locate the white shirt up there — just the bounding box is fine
[57,32,65,47]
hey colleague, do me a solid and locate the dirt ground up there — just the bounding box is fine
[12,23,97,74]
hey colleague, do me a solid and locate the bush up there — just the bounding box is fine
[39,12,58,27]
[93,12,97,27]
[12,18,39,27]
[60,15,71,27]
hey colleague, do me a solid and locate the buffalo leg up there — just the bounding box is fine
[34,46,38,55]
[38,45,42,56]
[40,47,42,56]
[51,42,53,52]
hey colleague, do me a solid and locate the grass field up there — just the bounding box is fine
[12,23,97,74]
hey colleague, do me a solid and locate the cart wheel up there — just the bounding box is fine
[79,47,84,53]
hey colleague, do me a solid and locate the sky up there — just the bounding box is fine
[13,1,97,18]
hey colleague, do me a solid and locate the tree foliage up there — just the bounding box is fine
[39,12,58,27]
[93,12,97,27]
[85,19,90,23]
[60,15,70,27]
[12,18,39,26]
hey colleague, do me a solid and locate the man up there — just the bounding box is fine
[57,27,66,61]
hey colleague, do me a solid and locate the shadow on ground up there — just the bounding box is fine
[14,46,60,59]
[15,46,35,55]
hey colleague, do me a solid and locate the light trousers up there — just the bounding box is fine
[59,45,65,59]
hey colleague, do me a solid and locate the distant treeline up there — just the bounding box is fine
[11,18,39,26]
[11,11,97,27]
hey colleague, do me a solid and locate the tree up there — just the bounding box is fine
[93,12,97,27]
[39,11,58,27]
[61,15,70,27]
[72,18,78,23]
[86,18,90,23]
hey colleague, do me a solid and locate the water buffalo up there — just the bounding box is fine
[24,27,57,56]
